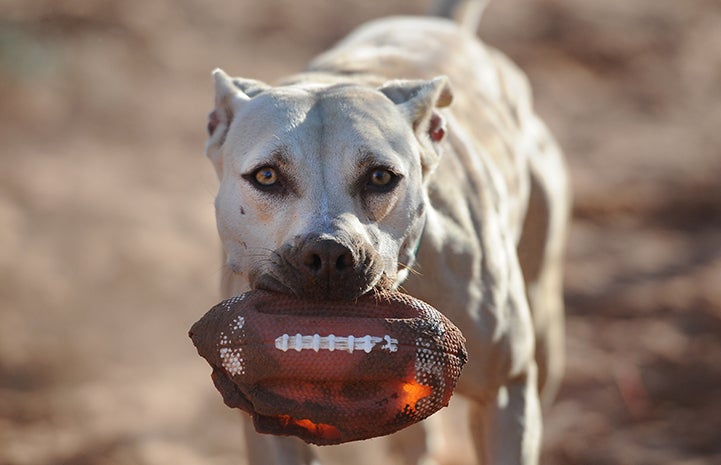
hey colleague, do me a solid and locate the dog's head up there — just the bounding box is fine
[206,69,452,300]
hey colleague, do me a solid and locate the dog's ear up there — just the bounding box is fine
[379,76,453,130]
[206,69,270,176]
[380,77,453,176]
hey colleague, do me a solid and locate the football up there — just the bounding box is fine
[189,290,467,445]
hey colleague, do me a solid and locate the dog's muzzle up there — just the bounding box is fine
[252,234,386,301]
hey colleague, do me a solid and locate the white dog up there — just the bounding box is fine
[204,1,570,464]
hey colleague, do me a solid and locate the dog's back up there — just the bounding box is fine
[305,16,552,242]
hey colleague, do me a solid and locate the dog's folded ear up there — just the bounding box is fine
[206,69,270,175]
[380,77,454,176]
[208,69,270,138]
[379,76,453,127]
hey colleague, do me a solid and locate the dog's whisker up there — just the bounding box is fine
[398,261,422,277]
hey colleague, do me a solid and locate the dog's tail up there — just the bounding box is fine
[428,0,489,32]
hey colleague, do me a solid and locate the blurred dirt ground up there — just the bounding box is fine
[1,0,720,464]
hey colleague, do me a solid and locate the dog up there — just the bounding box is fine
[204,1,570,464]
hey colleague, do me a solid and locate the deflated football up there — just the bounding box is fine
[189,290,467,445]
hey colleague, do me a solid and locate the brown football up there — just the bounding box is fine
[188,290,467,445]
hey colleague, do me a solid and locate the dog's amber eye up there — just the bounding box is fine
[254,167,278,186]
[369,169,393,187]
[364,167,401,194]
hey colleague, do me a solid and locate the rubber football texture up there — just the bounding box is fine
[189,290,467,445]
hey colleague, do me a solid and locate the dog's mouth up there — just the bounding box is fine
[251,273,296,297]
[240,233,400,301]
[251,269,396,302]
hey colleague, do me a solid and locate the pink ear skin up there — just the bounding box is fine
[207,110,220,136]
[429,112,446,142]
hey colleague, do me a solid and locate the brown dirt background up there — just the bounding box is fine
[1,0,720,464]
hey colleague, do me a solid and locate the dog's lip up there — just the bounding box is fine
[253,278,377,302]
[250,270,396,301]
[252,275,295,297]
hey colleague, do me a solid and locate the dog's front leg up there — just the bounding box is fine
[243,417,319,465]
[468,364,541,465]
[405,194,543,465]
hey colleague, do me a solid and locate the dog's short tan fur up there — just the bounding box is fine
[205,11,569,465]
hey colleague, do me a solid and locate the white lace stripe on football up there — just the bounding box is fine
[275,333,399,353]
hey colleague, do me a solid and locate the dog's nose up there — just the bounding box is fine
[267,234,382,300]
[300,238,356,279]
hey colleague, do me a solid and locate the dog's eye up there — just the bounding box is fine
[253,166,278,186]
[366,168,400,192]
[242,164,296,196]
[370,169,392,186]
